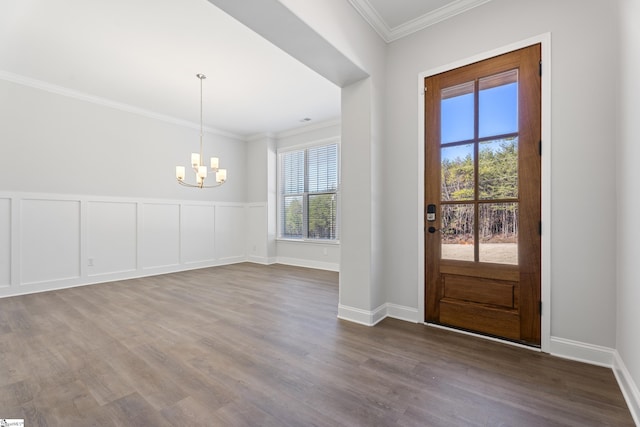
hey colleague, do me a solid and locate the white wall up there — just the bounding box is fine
[276,241,340,272]
[276,121,341,150]
[384,0,619,348]
[616,0,640,422]
[275,121,342,271]
[277,0,389,323]
[246,134,277,264]
[0,78,246,202]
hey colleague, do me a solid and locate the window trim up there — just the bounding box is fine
[277,137,340,242]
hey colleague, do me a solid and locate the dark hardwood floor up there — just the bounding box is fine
[0,263,634,426]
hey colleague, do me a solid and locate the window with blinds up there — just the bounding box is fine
[278,143,339,241]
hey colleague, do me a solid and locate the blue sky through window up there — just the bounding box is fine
[441,93,474,144]
[441,82,518,162]
[479,82,518,138]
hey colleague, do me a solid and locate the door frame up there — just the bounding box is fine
[417,33,552,352]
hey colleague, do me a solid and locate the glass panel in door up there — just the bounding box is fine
[439,69,520,264]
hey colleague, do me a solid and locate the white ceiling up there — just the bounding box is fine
[0,0,341,138]
[0,0,490,139]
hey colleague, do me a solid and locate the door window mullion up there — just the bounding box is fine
[473,79,480,262]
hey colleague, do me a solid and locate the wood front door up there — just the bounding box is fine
[425,44,541,346]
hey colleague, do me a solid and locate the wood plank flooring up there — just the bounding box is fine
[0,263,634,426]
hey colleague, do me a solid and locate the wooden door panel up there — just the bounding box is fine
[443,275,516,308]
[439,299,521,340]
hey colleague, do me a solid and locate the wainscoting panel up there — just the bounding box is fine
[216,204,246,262]
[246,203,267,262]
[0,192,249,298]
[180,204,216,264]
[0,198,10,287]
[140,203,180,270]
[87,201,137,277]
[21,198,81,285]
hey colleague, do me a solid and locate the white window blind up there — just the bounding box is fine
[278,143,339,241]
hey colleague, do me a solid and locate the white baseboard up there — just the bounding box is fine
[386,303,420,323]
[337,303,419,326]
[0,258,246,299]
[371,304,387,325]
[246,255,277,265]
[276,256,339,272]
[337,304,377,326]
[613,351,640,426]
[217,255,248,265]
[549,336,615,368]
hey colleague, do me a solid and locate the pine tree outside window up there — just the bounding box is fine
[278,142,339,241]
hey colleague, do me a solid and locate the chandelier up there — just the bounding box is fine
[175,73,227,188]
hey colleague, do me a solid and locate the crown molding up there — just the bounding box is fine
[245,132,277,143]
[348,0,393,42]
[0,69,244,141]
[349,0,492,43]
[245,117,341,143]
[275,118,341,139]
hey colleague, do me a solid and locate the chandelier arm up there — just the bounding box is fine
[177,178,224,188]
